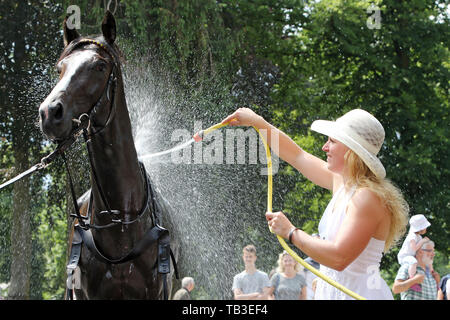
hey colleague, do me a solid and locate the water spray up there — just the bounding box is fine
[145,120,366,300]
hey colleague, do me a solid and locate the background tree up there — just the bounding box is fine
[0,0,64,299]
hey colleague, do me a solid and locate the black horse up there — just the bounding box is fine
[38,11,179,299]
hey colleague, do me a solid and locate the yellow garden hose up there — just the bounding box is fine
[194,121,366,300]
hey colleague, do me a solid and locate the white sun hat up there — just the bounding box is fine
[310,109,386,179]
[409,214,431,233]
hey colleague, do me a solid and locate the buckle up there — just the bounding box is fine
[72,113,91,132]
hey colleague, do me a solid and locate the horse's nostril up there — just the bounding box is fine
[39,108,46,120]
[54,103,63,120]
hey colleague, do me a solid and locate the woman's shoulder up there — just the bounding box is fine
[352,187,383,209]
[349,187,388,219]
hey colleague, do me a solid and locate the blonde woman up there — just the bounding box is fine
[269,251,307,300]
[222,108,409,300]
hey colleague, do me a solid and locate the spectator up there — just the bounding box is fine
[303,233,321,300]
[268,251,307,300]
[437,274,449,300]
[397,214,431,292]
[172,277,195,300]
[232,244,271,300]
[392,240,440,300]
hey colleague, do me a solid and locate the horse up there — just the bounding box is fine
[38,10,179,299]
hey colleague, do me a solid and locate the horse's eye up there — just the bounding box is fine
[96,62,106,72]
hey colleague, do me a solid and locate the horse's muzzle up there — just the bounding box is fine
[39,99,72,140]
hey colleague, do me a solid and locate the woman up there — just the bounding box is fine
[222,108,409,300]
[269,251,307,300]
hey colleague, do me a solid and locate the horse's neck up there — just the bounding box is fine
[89,80,146,222]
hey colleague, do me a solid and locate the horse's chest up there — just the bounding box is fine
[79,243,158,299]
[83,249,151,279]
[105,263,136,279]
[82,261,155,299]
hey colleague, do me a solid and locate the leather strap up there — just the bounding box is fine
[76,223,168,265]
[71,224,179,300]
[66,232,82,300]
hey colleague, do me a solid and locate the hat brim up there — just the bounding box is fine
[311,120,386,179]
[410,221,431,233]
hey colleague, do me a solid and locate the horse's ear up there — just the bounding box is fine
[102,10,116,44]
[63,15,80,47]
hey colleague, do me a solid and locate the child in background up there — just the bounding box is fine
[397,214,432,292]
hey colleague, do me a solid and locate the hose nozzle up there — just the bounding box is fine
[193,130,204,142]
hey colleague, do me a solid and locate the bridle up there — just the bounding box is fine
[59,38,128,230]
[0,39,119,190]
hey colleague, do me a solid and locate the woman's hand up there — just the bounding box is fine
[265,211,294,239]
[221,107,261,127]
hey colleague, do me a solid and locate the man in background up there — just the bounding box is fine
[232,244,271,300]
[392,240,440,300]
[173,277,195,300]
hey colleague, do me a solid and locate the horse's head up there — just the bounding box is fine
[39,11,120,142]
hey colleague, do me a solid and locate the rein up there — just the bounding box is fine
[0,115,88,190]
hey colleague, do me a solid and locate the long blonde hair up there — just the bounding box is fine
[344,150,409,252]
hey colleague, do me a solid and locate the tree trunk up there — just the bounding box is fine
[7,0,32,297]
[7,139,32,300]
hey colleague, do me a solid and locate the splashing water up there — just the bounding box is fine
[122,59,278,299]
[139,138,195,162]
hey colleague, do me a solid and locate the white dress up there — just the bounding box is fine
[314,186,393,300]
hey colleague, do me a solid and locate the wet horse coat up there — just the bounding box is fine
[38,11,178,299]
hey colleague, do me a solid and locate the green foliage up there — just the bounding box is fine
[36,204,68,300]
